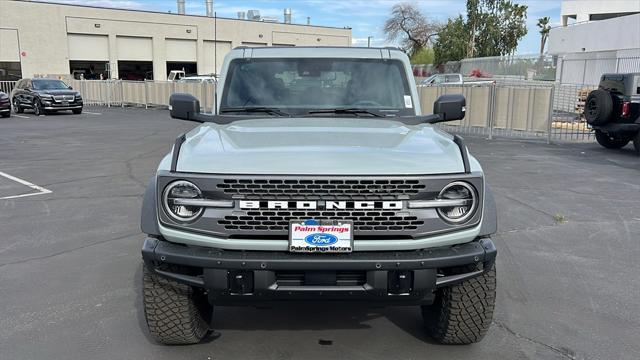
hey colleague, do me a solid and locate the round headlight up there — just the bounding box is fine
[436,181,478,224]
[162,180,204,222]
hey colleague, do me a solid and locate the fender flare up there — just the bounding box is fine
[479,183,498,236]
[140,176,161,236]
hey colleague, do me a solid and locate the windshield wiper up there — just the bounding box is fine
[219,107,290,116]
[305,108,386,117]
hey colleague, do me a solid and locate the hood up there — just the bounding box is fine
[170,117,466,175]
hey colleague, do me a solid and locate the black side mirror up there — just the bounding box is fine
[68,86,73,90]
[433,94,465,122]
[169,93,214,122]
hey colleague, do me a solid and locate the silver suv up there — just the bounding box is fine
[140,47,498,345]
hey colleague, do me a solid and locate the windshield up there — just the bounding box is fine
[220,58,415,116]
[33,79,70,90]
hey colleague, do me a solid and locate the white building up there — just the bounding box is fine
[548,0,640,84]
[560,0,640,26]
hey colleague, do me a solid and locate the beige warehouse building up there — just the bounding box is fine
[0,0,352,81]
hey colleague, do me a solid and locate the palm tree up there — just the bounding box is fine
[537,17,551,55]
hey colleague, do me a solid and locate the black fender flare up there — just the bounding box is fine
[140,176,161,236]
[479,183,497,236]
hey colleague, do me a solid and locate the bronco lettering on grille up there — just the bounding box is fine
[239,200,403,210]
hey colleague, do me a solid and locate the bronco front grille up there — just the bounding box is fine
[216,178,427,199]
[218,209,424,232]
[157,174,484,240]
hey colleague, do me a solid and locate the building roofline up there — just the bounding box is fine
[15,0,352,31]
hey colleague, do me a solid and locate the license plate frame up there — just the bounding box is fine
[289,220,353,253]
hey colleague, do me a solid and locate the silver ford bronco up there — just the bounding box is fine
[140,47,497,345]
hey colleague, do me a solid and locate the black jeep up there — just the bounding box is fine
[585,73,640,155]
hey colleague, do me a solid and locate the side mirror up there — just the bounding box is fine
[68,86,73,90]
[432,94,466,122]
[169,93,214,122]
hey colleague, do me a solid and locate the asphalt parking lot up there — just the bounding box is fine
[1,107,639,360]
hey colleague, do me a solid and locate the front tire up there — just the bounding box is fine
[13,98,23,113]
[33,100,43,116]
[422,265,496,344]
[633,132,640,156]
[72,108,82,114]
[142,265,211,345]
[1,112,9,118]
[595,130,630,149]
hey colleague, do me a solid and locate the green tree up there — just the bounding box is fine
[433,16,468,65]
[537,16,551,55]
[433,0,528,64]
[410,47,435,64]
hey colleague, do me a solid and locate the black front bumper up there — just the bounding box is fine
[142,237,496,305]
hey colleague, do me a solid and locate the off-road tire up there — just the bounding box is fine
[585,89,613,125]
[633,132,640,156]
[422,265,496,344]
[595,130,630,149]
[13,98,23,113]
[142,265,211,345]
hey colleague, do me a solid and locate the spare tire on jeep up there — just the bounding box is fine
[584,89,614,125]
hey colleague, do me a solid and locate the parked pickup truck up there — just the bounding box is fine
[140,47,498,345]
[420,73,494,86]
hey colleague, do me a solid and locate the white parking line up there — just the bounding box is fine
[83,111,102,115]
[12,114,29,119]
[0,171,52,199]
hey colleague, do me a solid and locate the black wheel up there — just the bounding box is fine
[33,100,43,116]
[1,112,9,118]
[595,130,630,149]
[142,265,211,345]
[72,108,82,114]
[584,89,613,125]
[422,265,496,344]
[13,98,23,113]
[633,132,640,156]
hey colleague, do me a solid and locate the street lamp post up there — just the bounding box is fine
[367,36,373,47]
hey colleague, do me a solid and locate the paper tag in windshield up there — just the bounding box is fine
[404,95,413,108]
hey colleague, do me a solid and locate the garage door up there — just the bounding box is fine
[166,39,196,62]
[67,34,109,61]
[0,29,20,62]
[117,36,153,61]
[203,40,232,74]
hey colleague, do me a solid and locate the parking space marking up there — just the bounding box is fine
[12,114,30,119]
[0,171,52,200]
[83,111,102,115]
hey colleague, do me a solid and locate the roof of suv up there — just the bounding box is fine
[228,46,407,59]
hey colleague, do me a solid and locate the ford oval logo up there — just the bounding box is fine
[304,233,338,246]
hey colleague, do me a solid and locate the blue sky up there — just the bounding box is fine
[42,0,562,54]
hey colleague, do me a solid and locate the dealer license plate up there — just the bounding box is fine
[289,220,353,253]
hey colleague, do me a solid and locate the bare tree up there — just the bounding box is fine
[383,3,440,56]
